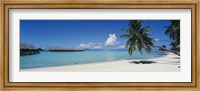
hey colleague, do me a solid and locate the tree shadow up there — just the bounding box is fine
[172,57,180,59]
[129,61,156,64]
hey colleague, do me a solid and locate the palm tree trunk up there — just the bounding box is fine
[152,45,180,56]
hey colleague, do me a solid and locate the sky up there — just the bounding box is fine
[20,20,172,50]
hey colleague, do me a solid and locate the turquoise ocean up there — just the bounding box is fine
[20,50,166,69]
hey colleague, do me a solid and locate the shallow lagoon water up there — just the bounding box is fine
[20,50,165,69]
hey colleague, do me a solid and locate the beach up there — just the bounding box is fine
[21,52,180,72]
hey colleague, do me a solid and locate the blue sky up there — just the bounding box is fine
[20,20,171,50]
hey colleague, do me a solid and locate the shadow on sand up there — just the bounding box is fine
[129,61,156,64]
[172,57,180,59]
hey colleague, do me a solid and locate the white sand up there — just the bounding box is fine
[21,52,180,72]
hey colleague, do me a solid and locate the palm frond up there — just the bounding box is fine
[125,38,133,48]
[128,42,136,56]
[120,34,131,38]
[121,20,154,56]
[139,26,152,34]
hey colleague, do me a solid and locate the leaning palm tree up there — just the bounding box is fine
[164,20,180,51]
[120,20,155,56]
[121,20,180,56]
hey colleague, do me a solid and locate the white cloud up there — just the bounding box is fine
[154,38,160,42]
[79,44,87,48]
[112,44,127,50]
[118,45,125,49]
[105,34,119,46]
[79,42,102,49]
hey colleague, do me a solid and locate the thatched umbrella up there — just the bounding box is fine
[20,42,37,49]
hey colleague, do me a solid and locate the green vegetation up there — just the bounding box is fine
[164,20,180,51]
[121,20,180,56]
[120,20,155,56]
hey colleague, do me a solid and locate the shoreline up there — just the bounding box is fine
[20,52,180,72]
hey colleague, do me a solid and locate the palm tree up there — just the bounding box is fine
[164,20,180,51]
[120,20,155,56]
[159,45,166,51]
[121,20,180,56]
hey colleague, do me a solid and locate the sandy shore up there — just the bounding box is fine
[21,52,180,72]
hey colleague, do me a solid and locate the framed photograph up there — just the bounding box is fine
[0,0,199,91]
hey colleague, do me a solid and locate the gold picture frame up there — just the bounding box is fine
[0,0,199,91]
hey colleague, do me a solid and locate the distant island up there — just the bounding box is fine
[49,48,84,52]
